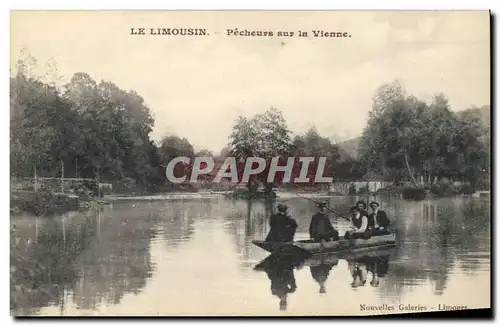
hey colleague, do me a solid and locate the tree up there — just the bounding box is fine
[228,107,292,193]
[290,127,339,185]
[195,149,213,157]
[10,73,66,178]
[359,80,489,191]
[11,52,162,193]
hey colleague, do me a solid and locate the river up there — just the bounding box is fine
[10,195,490,316]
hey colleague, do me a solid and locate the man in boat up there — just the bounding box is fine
[265,204,298,242]
[368,201,391,235]
[309,202,339,243]
[344,206,370,239]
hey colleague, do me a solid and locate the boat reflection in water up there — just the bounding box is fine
[255,247,395,310]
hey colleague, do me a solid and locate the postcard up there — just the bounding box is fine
[10,10,491,317]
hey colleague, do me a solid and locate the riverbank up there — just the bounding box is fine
[104,192,228,201]
[104,191,338,201]
[10,191,110,216]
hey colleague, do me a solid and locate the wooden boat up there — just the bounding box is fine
[252,233,396,256]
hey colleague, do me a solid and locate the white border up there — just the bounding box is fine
[3,1,497,326]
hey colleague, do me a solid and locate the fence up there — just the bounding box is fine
[10,177,112,194]
[329,181,404,194]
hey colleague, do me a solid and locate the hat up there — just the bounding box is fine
[369,201,380,208]
[277,203,288,212]
[350,206,360,213]
[317,201,327,208]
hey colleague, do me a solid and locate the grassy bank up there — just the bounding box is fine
[401,183,477,200]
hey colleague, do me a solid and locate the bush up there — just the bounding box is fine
[348,183,357,195]
[458,183,475,195]
[226,188,276,200]
[375,185,401,195]
[11,189,79,216]
[358,186,369,194]
[99,184,113,196]
[402,187,427,200]
[429,183,455,197]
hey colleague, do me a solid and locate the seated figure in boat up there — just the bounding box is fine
[356,200,369,219]
[309,202,339,242]
[344,206,370,239]
[368,201,391,236]
[265,204,298,242]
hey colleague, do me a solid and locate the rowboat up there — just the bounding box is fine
[252,233,396,256]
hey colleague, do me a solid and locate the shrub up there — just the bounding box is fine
[348,183,357,195]
[402,187,427,200]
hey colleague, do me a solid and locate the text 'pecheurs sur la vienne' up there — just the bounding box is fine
[130,28,352,38]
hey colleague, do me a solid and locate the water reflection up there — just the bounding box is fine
[72,205,157,310]
[310,260,337,294]
[255,248,394,309]
[10,196,490,316]
[347,251,391,289]
[254,255,301,310]
[10,212,96,315]
[11,204,157,315]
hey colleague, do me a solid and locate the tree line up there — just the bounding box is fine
[10,53,490,194]
[358,80,490,191]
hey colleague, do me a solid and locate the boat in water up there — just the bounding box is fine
[252,233,396,256]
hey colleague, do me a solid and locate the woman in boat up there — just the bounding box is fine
[368,201,391,235]
[356,200,369,219]
[265,204,297,242]
[309,202,339,242]
[345,206,370,239]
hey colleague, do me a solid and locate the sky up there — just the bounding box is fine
[10,11,490,152]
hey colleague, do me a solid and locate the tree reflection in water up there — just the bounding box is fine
[10,212,96,315]
[377,197,490,298]
[11,196,490,315]
[72,205,157,310]
[10,204,158,315]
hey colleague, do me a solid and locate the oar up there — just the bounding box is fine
[297,194,351,222]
